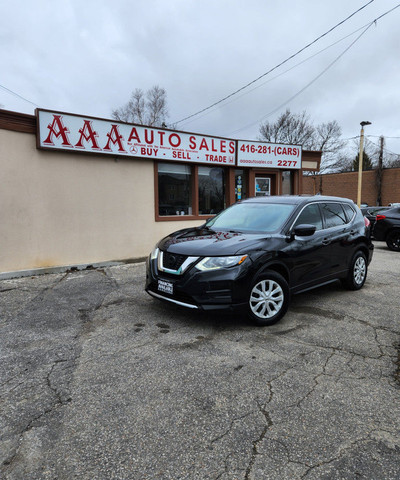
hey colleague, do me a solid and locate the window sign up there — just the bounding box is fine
[238,140,302,169]
[235,169,247,202]
[37,109,236,165]
[255,177,271,196]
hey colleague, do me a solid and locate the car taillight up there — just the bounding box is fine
[364,216,370,227]
[376,214,386,222]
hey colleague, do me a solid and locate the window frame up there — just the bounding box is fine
[154,161,237,222]
[289,201,353,232]
[154,161,299,221]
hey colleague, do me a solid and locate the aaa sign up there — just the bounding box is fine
[37,109,236,165]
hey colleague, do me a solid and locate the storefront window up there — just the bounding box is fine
[156,163,295,219]
[198,167,225,215]
[158,163,192,216]
[282,171,293,195]
[235,169,247,202]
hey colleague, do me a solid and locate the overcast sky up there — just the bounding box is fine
[1,0,400,156]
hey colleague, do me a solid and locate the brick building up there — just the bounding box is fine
[302,168,400,206]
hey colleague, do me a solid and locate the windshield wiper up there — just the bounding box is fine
[198,225,214,232]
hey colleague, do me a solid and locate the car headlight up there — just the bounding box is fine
[195,255,248,271]
[150,246,159,260]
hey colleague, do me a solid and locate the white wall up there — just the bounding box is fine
[0,129,200,273]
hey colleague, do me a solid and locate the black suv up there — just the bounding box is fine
[373,207,400,251]
[146,195,374,326]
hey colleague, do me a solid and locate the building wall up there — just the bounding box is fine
[0,109,322,275]
[0,129,200,273]
[302,169,400,206]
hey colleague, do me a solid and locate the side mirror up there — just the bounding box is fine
[293,224,317,237]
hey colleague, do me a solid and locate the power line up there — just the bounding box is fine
[0,83,39,107]
[343,135,400,142]
[367,135,400,139]
[367,138,400,156]
[344,136,400,156]
[342,136,360,141]
[228,3,400,137]
[173,1,375,125]
[341,136,400,157]
[179,24,371,129]
[229,23,373,136]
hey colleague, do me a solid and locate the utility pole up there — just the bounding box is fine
[357,121,371,207]
[376,136,384,206]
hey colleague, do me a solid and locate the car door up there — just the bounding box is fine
[286,202,331,288]
[319,202,350,275]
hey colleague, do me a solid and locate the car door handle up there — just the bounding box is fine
[322,238,331,245]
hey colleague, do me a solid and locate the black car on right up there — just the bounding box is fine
[373,207,400,251]
[361,206,391,233]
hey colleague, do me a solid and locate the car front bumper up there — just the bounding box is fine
[145,255,250,312]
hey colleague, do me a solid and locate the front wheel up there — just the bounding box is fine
[386,230,400,252]
[247,271,290,326]
[341,251,367,290]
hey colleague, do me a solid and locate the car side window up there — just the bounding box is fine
[294,204,323,230]
[342,204,355,222]
[322,203,347,228]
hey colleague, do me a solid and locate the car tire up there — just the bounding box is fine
[341,251,367,290]
[247,271,290,326]
[386,230,400,252]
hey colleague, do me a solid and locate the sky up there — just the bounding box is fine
[1,0,400,158]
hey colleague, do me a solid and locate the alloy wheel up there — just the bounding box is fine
[249,279,284,319]
[354,256,366,285]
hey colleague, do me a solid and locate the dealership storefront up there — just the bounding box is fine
[0,108,320,276]
[37,109,320,220]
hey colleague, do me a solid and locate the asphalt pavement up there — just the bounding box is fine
[1,243,399,479]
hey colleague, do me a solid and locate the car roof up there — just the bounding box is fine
[240,195,355,206]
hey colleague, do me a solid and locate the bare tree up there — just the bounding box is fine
[112,85,168,127]
[259,110,315,147]
[259,110,345,173]
[387,156,400,168]
[379,138,400,168]
[333,135,400,175]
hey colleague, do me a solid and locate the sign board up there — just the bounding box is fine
[36,109,236,165]
[237,140,302,169]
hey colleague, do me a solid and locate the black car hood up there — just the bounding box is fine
[159,227,270,256]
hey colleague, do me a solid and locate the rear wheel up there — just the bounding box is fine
[341,251,367,290]
[386,230,400,252]
[248,271,290,326]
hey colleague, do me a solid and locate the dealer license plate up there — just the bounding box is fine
[158,279,174,295]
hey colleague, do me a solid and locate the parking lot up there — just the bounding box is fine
[1,243,399,479]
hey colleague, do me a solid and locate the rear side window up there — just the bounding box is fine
[294,204,323,230]
[321,203,347,228]
[342,204,356,222]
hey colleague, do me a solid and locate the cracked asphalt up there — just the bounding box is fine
[1,243,399,479]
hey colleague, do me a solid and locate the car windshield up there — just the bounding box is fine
[205,202,296,233]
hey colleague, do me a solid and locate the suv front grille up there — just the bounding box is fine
[162,252,187,271]
[157,251,199,275]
